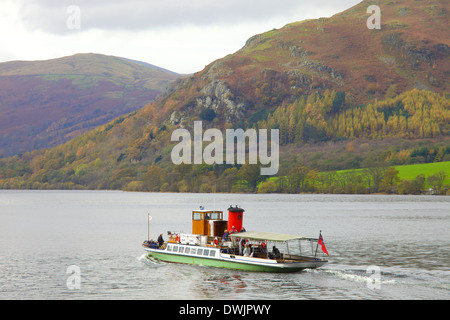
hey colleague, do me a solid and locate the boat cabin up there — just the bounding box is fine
[190,205,245,238]
[192,209,228,238]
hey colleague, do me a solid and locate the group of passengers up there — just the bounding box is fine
[239,240,280,259]
[143,233,165,249]
[218,229,281,259]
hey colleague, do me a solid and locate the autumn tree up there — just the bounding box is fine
[143,164,166,192]
[427,171,447,195]
[237,164,261,191]
[380,167,400,193]
[287,164,309,193]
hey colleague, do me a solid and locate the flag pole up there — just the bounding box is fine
[148,213,150,241]
[314,230,321,259]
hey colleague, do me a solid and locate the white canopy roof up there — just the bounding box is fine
[230,231,317,242]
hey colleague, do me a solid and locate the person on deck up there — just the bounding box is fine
[260,242,267,255]
[243,244,251,257]
[240,239,246,255]
[222,230,229,241]
[157,233,164,248]
[272,246,281,259]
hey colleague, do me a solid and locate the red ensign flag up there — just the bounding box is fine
[318,233,329,256]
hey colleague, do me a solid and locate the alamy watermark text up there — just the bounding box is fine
[171,121,279,175]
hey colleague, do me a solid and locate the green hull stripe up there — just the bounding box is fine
[147,251,307,273]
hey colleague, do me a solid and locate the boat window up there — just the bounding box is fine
[191,248,196,255]
[179,247,184,253]
[203,249,209,256]
[173,246,178,252]
[167,245,172,251]
[197,249,203,255]
[185,247,190,254]
[193,212,202,220]
[211,212,220,220]
[209,250,216,257]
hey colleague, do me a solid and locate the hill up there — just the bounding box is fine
[153,0,448,127]
[0,53,183,157]
[0,0,448,193]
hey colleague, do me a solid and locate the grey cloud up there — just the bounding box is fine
[17,0,360,34]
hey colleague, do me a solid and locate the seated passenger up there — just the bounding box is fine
[222,230,229,241]
[260,242,267,254]
[149,239,157,248]
[243,244,251,257]
[272,246,281,259]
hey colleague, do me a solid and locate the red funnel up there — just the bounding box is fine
[227,206,244,233]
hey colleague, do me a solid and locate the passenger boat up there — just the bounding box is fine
[142,206,328,273]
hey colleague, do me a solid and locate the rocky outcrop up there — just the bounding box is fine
[382,33,449,69]
[278,40,344,84]
[168,79,246,125]
[196,80,246,123]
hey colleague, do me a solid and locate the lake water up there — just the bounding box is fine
[0,190,449,300]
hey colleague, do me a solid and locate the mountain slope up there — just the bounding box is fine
[155,0,448,127]
[0,0,448,192]
[0,53,182,157]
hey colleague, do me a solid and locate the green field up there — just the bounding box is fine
[335,161,450,187]
[394,162,450,186]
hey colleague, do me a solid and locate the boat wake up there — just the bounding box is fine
[314,264,449,290]
[312,264,397,286]
[138,253,167,266]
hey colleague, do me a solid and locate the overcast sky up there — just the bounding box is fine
[1,0,361,74]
